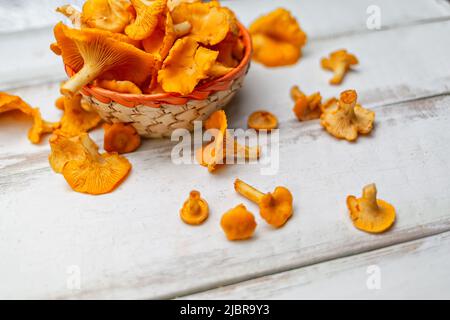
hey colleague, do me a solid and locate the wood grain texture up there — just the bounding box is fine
[183,231,450,299]
[1,0,450,299]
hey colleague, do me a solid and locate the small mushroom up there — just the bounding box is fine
[61,133,132,195]
[247,111,278,130]
[125,0,167,40]
[171,1,231,46]
[1,92,58,143]
[220,204,257,241]
[196,110,260,172]
[0,92,32,115]
[59,94,102,137]
[234,179,293,228]
[320,89,375,141]
[82,0,134,33]
[347,183,396,233]
[290,85,322,121]
[103,123,141,154]
[180,190,209,225]
[54,22,157,96]
[321,49,358,85]
[157,37,218,95]
[96,79,143,94]
[250,8,307,67]
[28,108,60,144]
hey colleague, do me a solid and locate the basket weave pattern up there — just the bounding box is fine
[82,74,246,138]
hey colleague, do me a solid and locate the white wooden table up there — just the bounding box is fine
[1,0,450,299]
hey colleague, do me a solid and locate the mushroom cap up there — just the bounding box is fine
[251,33,301,67]
[320,90,374,141]
[28,108,60,144]
[259,186,293,228]
[49,132,94,173]
[0,92,33,115]
[103,122,141,154]
[59,94,102,137]
[247,111,278,130]
[125,0,167,40]
[142,11,176,61]
[61,134,131,195]
[54,22,157,87]
[321,49,359,70]
[82,0,134,33]
[250,8,306,67]
[1,92,58,143]
[347,184,396,233]
[180,190,209,225]
[291,86,322,121]
[171,1,231,46]
[220,204,257,241]
[157,37,218,95]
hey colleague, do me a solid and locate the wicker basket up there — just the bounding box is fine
[66,23,252,138]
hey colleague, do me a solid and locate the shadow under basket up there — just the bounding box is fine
[66,23,252,139]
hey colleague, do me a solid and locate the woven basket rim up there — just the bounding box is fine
[65,22,252,105]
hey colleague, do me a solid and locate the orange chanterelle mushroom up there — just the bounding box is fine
[82,0,134,33]
[220,204,257,240]
[103,123,141,154]
[171,1,232,46]
[0,92,59,144]
[125,0,167,40]
[196,110,261,172]
[59,94,102,137]
[347,183,396,233]
[247,111,278,131]
[158,37,218,95]
[320,89,375,141]
[321,49,358,85]
[180,190,209,225]
[234,179,293,228]
[291,85,322,121]
[49,132,131,195]
[249,8,307,67]
[54,22,157,96]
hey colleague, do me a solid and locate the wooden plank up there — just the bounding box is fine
[0,0,449,90]
[1,92,450,299]
[183,231,450,299]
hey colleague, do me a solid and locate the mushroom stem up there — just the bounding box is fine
[330,63,347,85]
[188,190,202,215]
[362,183,379,211]
[174,21,192,38]
[61,63,103,96]
[234,179,265,204]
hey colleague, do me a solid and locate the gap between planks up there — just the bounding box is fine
[179,229,450,300]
